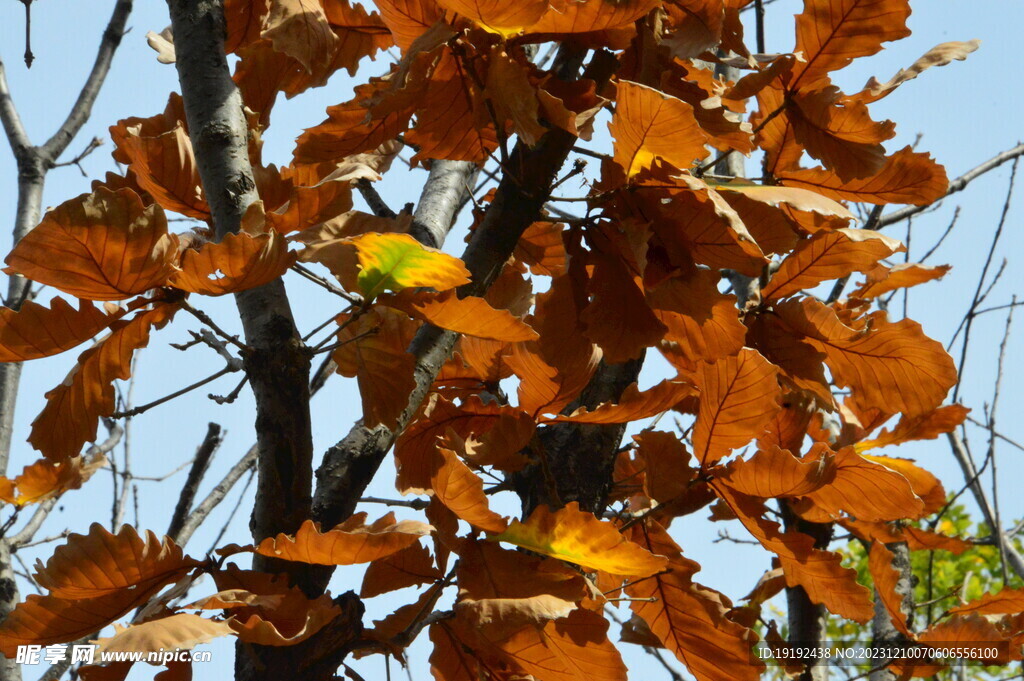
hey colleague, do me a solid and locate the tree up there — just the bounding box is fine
[0,1,1022,681]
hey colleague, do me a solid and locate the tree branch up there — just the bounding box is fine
[39,0,133,160]
[877,142,1024,229]
[166,0,314,599]
[0,57,30,155]
[172,444,257,548]
[166,423,224,540]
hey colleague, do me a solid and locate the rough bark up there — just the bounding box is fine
[869,541,914,681]
[166,0,314,594]
[782,502,832,681]
[512,356,644,516]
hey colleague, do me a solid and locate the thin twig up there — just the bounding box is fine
[291,263,364,304]
[172,445,258,547]
[178,299,250,352]
[356,178,397,218]
[166,423,224,539]
[360,496,429,511]
[110,366,237,418]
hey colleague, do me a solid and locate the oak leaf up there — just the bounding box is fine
[493,502,668,577]
[0,298,117,362]
[610,81,708,177]
[4,453,107,506]
[380,289,538,342]
[715,445,835,498]
[360,542,443,598]
[5,188,178,301]
[95,614,234,654]
[30,304,177,460]
[548,379,697,425]
[691,349,782,465]
[856,39,981,104]
[431,446,508,533]
[253,515,432,565]
[349,231,471,299]
[852,262,951,299]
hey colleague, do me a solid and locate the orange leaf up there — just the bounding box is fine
[791,0,912,92]
[950,588,1024,616]
[508,340,600,417]
[627,532,762,681]
[712,483,874,622]
[646,267,747,371]
[0,592,167,657]
[457,540,588,628]
[692,349,782,465]
[580,251,666,363]
[33,523,200,599]
[856,39,981,104]
[265,170,356,235]
[633,431,696,504]
[528,0,661,35]
[485,47,549,146]
[6,453,107,506]
[855,404,968,452]
[376,0,443,51]
[30,304,177,460]
[548,379,696,425]
[5,188,178,301]
[429,622,486,681]
[254,515,432,565]
[116,124,209,218]
[493,502,668,577]
[381,290,538,342]
[610,81,708,177]
[715,445,835,498]
[776,298,957,417]
[761,228,905,301]
[211,565,349,647]
[406,48,498,164]
[431,446,508,533]
[799,445,925,522]
[95,614,234,654]
[171,229,296,296]
[332,307,418,430]
[516,221,567,276]
[360,543,443,598]
[0,297,116,362]
[777,147,948,206]
[437,0,549,35]
[396,393,533,493]
[262,0,338,75]
[852,263,951,299]
[863,455,945,514]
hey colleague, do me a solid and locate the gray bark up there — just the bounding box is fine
[869,541,914,681]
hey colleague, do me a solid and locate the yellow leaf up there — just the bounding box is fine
[349,232,470,299]
[493,502,668,577]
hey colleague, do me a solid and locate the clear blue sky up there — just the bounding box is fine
[1,1,1022,679]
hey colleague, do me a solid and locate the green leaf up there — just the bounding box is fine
[350,232,471,300]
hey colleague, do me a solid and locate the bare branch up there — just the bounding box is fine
[877,142,1024,229]
[0,56,30,154]
[355,178,396,218]
[40,0,133,160]
[171,444,257,548]
[166,423,224,540]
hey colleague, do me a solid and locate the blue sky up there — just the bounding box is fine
[1,1,1023,679]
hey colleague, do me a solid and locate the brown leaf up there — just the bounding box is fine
[712,483,874,622]
[777,147,948,206]
[380,290,538,342]
[761,228,905,301]
[437,0,549,35]
[5,188,178,301]
[254,515,432,565]
[431,446,508,533]
[0,297,116,362]
[852,263,951,299]
[375,0,443,51]
[528,0,661,35]
[332,306,418,430]
[791,0,912,92]
[692,349,782,465]
[6,453,107,506]
[646,267,747,371]
[715,445,835,498]
[262,0,339,75]
[632,430,695,504]
[493,502,668,577]
[171,226,296,296]
[857,39,980,104]
[95,614,234,653]
[360,543,443,598]
[30,304,177,460]
[548,379,696,425]
[775,298,957,416]
[117,124,208,218]
[580,251,666,363]
[610,80,708,177]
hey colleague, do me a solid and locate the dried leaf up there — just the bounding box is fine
[254,515,432,565]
